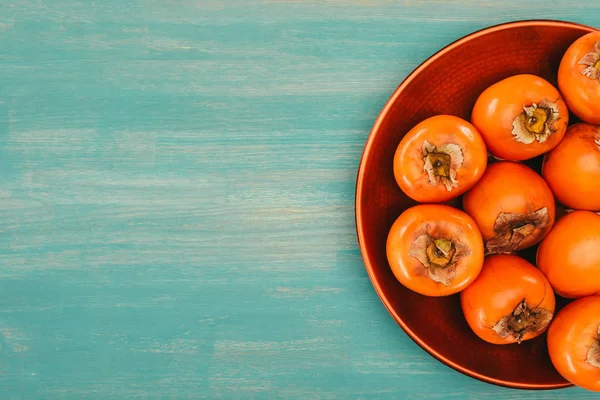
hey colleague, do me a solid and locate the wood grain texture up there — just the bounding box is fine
[0,0,599,398]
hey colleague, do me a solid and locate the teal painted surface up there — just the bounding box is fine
[0,1,599,398]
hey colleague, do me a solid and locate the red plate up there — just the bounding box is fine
[355,20,596,389]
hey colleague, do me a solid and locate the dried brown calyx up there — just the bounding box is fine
[492,299,553,344]
[485,207,549,254]
[587,325,600,368]
[579,40,600,80]
[409,234,470,285]
[511,100,560,144]
[422,140,464,191]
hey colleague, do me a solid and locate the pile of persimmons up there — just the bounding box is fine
[386,31,600,391]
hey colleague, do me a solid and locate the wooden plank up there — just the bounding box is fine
[1,0,599,398]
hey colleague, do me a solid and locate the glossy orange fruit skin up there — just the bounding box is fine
[386,204,484,297]
[542,123,600,211]
[547,296,600,392]
[471,74,568,161]
[393,114,488,203]
[537,211,600,299]
[462,161,556,251]
[460,255,555,345]
[558,31,600,124]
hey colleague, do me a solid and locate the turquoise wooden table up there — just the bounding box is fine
[1,1,599,398]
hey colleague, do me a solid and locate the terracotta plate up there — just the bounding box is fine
[355,20,596,389]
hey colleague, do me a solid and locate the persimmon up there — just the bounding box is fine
[471,74,569,161]
[393,114,488,203]
[558,31,600,124]
[460,255,555,345]
[386,204,484,297]
[462,161,555,254]
[542,122,600,211]
[537,211,600,299]
[547,296,600,392]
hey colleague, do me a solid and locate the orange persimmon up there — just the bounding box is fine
[460,255,555,345]
[547,296,600,392]
[471,74,568,161]
[542,122,600,211]
[462,161,555,254]
[537,211,600,299]
[558,31,600,124]
[393,114,488,203]
[386,204,484,297]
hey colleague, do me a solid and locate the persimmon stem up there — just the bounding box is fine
[587,326,600,368]
[525,107,548,135]
[511,100,559,144]
[492,299,553,343]
[426,238,455,268]
[425,153,451,178]
[486,208,549,254]
[409,234,471,286]
[421,141,463,191]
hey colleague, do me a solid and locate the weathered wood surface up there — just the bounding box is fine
[1,1,599,398]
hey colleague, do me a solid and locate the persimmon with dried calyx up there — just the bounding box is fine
[547,296,600,392]
[462,161,555,254]
[558,31,600,124]
[471,74,568,161]
[386,204,484,297]
[393,114,488,203]
[537,211,600,299]
[461,255,555,345]
[542,122,600,211]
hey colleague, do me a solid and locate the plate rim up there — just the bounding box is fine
[354,19,597,390]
